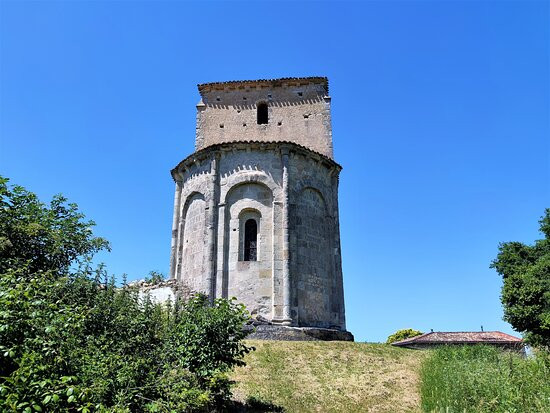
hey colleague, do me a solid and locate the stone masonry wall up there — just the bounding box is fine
[181,193,206,293]
[224,182,273,319]
[195,81,333,158]
[169,78,348,332]
[294,188,332,327]
[288,151,344,329]
[170,143,345,330]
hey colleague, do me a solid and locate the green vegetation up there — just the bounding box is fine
[232,342,549,413]
[420,345,550,413]
[2,174,548,412]
[491,209,550,349]
[0,177,252,412]
[232,340,426,413]
[386,328,423,344]
[145,270,166,284]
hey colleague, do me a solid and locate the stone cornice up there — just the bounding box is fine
[198,77,328,95]
[171,141,342,182]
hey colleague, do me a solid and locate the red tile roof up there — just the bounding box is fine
[392,331,523,347]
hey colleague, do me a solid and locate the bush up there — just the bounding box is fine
[0,266,253,412]
[420,345,550,413]
[0,177,253,412]
[145,271,165,284]
[386,328,423,344]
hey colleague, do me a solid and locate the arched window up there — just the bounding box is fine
[257,102,268,124]
[244,219,257,261]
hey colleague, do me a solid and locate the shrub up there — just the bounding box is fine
[0,265,253,412]
[420,345,550,413]
[145,271,165,284]
[386,328,423,344]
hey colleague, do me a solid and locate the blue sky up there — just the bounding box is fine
[1,1,548,342]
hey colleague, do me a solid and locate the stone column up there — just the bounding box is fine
[331,170,346,330]
[271,199,283,320]
[280,149,292,325]
[204,154,219,303]
[170,180,182,279]
[195,99,206,150]
[323,95,334,158]
[215,202,226,299]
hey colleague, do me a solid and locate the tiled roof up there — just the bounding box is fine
[170,140,341,180]
[392,331,523,347]
[198,77,328,94]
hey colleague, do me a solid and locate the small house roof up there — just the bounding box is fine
[391,331,523,347]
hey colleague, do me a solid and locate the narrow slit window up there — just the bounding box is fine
[244,219,257,261]
[257,102,268,124]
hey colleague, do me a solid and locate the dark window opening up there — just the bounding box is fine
[257,102,268,124]
[244,219,257,261]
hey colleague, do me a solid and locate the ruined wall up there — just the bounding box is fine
[195,81,333,158]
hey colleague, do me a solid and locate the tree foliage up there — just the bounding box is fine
[491,209,550,349]
[386,328,423,344]
[0,176,110,274]
[0,176,252,412]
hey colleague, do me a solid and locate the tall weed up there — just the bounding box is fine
[420,345,550,413]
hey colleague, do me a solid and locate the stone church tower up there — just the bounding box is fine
[169,77,348,334]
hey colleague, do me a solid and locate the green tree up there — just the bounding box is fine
[0,176,110,275]
[386,328,423,344]
[491,209,550,348]
[0,176,252,412]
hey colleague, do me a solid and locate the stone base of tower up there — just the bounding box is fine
[245,324,354,342]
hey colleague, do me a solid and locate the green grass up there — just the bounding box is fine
[231,340,426,413]
[231,341,549,412]
[420,345,550,413]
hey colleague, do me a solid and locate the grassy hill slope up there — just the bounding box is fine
[231,340,427,413]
